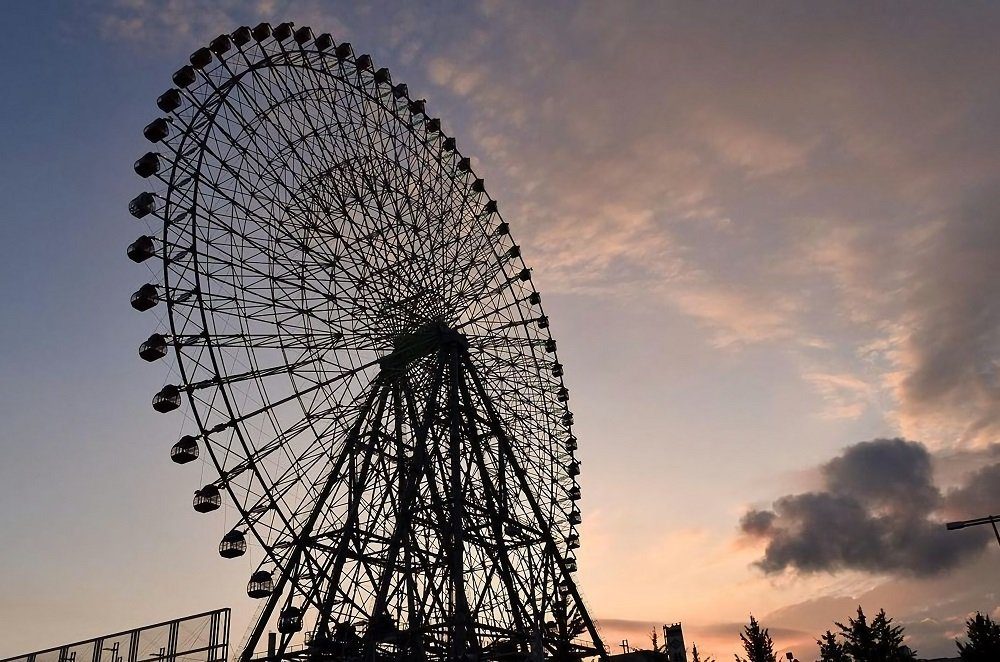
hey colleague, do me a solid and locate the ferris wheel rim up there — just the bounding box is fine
[130,21,595,657]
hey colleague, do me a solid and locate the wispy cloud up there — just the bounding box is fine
[802,371,875,420]
[405,1,1000,449]
[89,0,347,53]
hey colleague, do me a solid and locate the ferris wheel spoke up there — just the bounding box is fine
[157,209,345,307]
[208,396,357,495]
[171,331,343,351]
[234,60,376,246]
[203,351,383,432]
[463,332,548,354]
[243,370,391,651]
[173,94,359,277]
[199,51,337,185]
[340,90,452,305]
[453,293,537,334]
[180,355,320,392]
[170,294,336,344]
[182,142,440,335]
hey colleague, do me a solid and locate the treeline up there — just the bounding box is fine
[692,608,999,662]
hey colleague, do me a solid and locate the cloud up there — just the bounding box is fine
[802,371,875,420]
[442,4,998,447]
[88,0,348,53]
[427,57,484,97]
[945,463,1000,519]
[88,0,1000,447]
[892,192,1000,447]
[695,622,810,642]
[692,109,815,178]
[932,444,1000,487]
[669,285,804,349]
[741,438,995,577]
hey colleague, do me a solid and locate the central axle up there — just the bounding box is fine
[378,322,468,373]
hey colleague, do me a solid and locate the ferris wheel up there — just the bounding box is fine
[127,21,604,661]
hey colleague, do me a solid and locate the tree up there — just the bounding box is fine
[692,642,716,662]
[956,612,1000,661]
[735,615,776,662]
[817,630,849,662]
[835,607,916,662]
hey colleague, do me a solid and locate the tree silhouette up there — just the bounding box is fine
[692,642,716,662]
[817,630,849,662]
[835,607,916,662]
[735,615,776,662]
[956,612,1000,661]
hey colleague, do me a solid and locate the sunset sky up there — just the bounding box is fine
[1,1,998,660]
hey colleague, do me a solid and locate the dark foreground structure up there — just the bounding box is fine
[1,610,229,662]
[124,19,605,662]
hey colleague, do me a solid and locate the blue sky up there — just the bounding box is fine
[1,2,998,660]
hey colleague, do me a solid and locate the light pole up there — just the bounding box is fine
[945,514,1000,549]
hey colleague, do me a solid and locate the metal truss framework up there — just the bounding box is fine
[127,21,605,661]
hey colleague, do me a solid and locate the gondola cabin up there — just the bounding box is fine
[152,384,181,412]
[192,484,221,512]
[278,607,303,634]
[129,191,156,218]
[247,569,274,598]
[219,529,246,558]
[131,283,159,311]
[170,435,199,464]
[139,333,168,362]
[127,235,155,263]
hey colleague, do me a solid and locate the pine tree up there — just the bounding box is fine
[692,643,716,662]
[835,607,916,662]
[817,630,849,662]
[735,615,776,662]
[956,612,1000,661]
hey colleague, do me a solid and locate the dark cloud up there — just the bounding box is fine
[740,510,776,536]
[945,462,1000,517]
[741,438,994,576]
[824,438,938,512]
